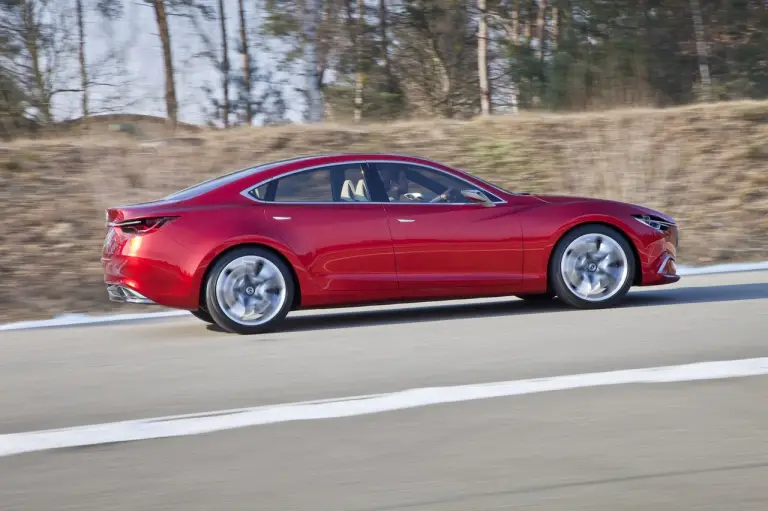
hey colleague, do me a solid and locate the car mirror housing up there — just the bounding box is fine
[461,189,495,207]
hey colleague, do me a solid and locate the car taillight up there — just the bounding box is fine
[109,216,178,235]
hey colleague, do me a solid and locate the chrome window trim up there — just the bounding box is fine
[238,159,509,206]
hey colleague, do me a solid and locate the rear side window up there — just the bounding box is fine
[251,163,372,203]
[273,168,333,202]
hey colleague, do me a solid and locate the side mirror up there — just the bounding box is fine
[461,189,495,207]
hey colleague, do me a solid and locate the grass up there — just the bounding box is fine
[1,99,768,322]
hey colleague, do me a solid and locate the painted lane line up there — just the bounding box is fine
[677,261,768,276]
[1,357,767,458]
[0,311,190,332]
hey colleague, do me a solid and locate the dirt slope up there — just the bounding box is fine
[2,101,768,322]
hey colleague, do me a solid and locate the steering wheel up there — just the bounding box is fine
[429,188,456,203]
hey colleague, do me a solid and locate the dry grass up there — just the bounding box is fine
[2,100,768,322]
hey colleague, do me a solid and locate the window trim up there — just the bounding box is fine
[239,160,508,206]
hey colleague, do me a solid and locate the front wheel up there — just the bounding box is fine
[550,225,635,309]
[204,247,295,334]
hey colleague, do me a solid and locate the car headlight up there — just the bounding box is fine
[633,214,674,232]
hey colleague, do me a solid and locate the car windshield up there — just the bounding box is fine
[456,168,518,195]
[163,157,310,201]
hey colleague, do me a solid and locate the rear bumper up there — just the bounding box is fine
[106,284,156,305]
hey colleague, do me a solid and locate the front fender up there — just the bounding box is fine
[519,202,650,286]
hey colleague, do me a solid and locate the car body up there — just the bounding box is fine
[102,153,680,334]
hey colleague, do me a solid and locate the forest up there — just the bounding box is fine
[2,0,768,137]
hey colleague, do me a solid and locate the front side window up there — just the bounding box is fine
[374,163,497,204]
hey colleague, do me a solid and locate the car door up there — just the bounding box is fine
[252,162,397,293]
[368,161,524,290]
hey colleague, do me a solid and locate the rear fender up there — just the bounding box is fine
[191,235,323,310]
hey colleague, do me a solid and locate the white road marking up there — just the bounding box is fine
[1,263,767,332]
[1,357,766,458]
[677,261,768,276]
[0,311,189,331]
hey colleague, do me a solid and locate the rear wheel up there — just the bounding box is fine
[550,224,635,309]
[204,247,295,334]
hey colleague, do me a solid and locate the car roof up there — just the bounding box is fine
[167,153,506,202]
[220,153,448,185]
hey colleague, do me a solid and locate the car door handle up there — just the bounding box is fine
[272,216,291,221]
[397,218,415,223]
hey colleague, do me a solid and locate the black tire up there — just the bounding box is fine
[549,224,636,310]
[190,308,215,324]
[204,246,295,335]
[515,292,556,301]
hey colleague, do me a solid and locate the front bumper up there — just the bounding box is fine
[106,284,156,304]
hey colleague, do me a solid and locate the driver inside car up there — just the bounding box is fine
[380,167,410,201]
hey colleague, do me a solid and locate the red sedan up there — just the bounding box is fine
[102,153,680,334]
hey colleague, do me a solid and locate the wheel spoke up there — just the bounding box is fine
[575,275,593,296]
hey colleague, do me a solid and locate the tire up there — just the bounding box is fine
[204,247,295,334]
[550,224,636,310]
[190,308,215,324]
[515,292,556,302]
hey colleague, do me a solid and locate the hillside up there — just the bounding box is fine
[2,100,768,322]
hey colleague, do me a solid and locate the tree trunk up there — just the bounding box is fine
[217,0,230,127]
[523,1,533,40]
[536,0,548,62]
[22,0,50,123]
[378,0,394,92]
[76,0,88,119]
[152,0,178,129]
[510,0,520,113]
[689,0,712,101]
[478,0,490,115]
[238,0,253,124]
[552,1,561,51]
[353,0,365,122]
[511,0,520,41]
[302,0,324,122]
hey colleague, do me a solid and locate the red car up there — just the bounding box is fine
[102,153,680,334]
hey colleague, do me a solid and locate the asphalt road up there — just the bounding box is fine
[1,270,767,510]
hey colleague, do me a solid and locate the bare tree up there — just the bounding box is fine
[74,0,124,120]
[536,0,547,62]
[301,0,325,122]
[477,0,490,115]
[75,0,88,117]
[346,0,366,122]
[237,0,253,124]
[689,0,712,101]
[216,0,230,126]
[151,0,178,128]
[378,0,394,92]
[20,0,50,122]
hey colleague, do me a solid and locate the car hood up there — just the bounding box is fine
[532,194,676,224]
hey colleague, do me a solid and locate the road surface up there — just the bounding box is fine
[1,271,767,510]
